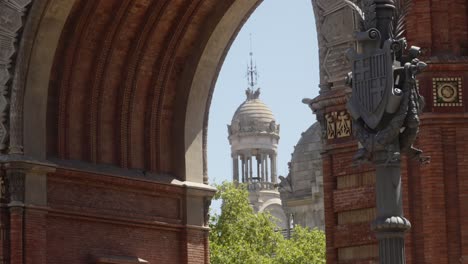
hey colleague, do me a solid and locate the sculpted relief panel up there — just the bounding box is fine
[312,0,356,89]
[0,0,32,152]
[324,43,354,83]
[316,0,341,11]
[321,8,355,45]
[325,111,352,140]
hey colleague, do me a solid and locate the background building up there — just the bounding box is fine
[227,57,287,230]
[279,122,325,232]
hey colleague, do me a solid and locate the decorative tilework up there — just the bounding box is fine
[433,77,463,107]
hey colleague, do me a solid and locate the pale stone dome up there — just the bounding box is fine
[232,99,275,126]
[278,122,324,230]
[229,88,279,135]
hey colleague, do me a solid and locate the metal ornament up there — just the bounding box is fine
[345,0,428,165]
[344,0,429,263]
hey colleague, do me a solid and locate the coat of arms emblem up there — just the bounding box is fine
[344,0,429,164]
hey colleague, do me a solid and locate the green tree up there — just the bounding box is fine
[209,182,326,264]
[209,182,281,264]
[274,225,326,264]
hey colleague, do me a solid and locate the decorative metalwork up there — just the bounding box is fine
[345,0,428,164]
[344,0,426,263]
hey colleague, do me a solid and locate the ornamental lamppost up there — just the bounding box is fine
[344,0,429,263]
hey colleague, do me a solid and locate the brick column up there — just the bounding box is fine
[2,160,55,264]
[182,182,216,264]
[321,152,337,264]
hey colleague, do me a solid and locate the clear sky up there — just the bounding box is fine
[207,0,320,187]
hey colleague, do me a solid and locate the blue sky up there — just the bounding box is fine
[207,0,320,186]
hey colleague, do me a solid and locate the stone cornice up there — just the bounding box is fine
[303,87,352,112]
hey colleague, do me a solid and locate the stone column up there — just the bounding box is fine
[241,156,245,183]
[183,182,217,263]
[265,154,269,182]
[249,156,253,182]
[244,156,249,182]
[232,154,239,183]
[256,156,260,180]
[271,153,277,184]
[260,154,265,182]
[1,160,56,264]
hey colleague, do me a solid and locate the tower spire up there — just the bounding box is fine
[247,33,258,89]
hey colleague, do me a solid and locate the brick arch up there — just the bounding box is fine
[12,0,357,182]
[12,0,263,183]
[45,0,239,178]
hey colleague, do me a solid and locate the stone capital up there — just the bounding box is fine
[1,155,56,207]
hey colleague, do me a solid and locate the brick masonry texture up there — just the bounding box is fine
[322,1,468,263]
[12,168,208,264]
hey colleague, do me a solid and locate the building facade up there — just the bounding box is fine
[227,61,287,229]
[303,1,468,263]
[278,122,325,232]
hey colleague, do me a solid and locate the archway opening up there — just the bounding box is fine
[206,0,320,231]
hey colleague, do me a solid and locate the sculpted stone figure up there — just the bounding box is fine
[277,162,293,194]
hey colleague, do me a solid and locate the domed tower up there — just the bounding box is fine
[227,51,287,229]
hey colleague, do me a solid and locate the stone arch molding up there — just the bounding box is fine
[3,0,356,183]
[2,0,75,159]
[0,0,37,154]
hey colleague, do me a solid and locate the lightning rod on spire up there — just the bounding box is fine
[247,33,258,89]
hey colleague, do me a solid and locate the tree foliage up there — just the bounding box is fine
[209,182,325,264]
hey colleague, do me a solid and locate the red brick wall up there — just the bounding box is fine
[322,1,468,263]
[9,168,209,264]
[46,216,182,264]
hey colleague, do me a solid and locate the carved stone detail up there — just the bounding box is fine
[312,0,356,90]
[228,120,280,136]
[0,0,32,153]
[0,169,6,202]
[336,111,352,138]
[317,0,341,11]
[324,111,352,140]
[325,112,337,139]
[203,197,211,226]
[6,169,24,203]
[433,77,463,107]
[321,8,354,44]
[324,43,354,82]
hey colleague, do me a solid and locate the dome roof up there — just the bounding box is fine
[229,88,279,136]
[231,99,275,124]
[291,122,322,163]
[288,122,323,195]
